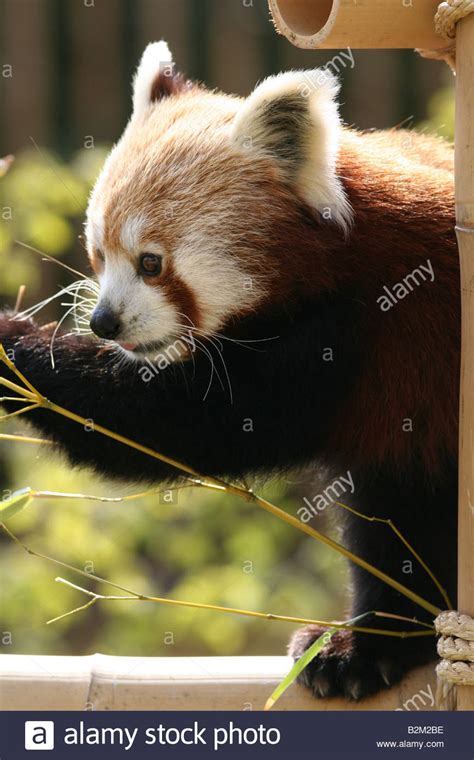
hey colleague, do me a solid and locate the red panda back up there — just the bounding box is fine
[327,129,458,473]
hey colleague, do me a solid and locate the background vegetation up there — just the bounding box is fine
[0,0,453,658]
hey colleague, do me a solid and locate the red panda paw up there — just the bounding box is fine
[288,625,427,701]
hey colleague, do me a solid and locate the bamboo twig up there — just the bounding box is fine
[48,577,433,636]
[14,285,26,313]
[14,241,88,280]
[0,433,53,445]
[0,403,40,420]
[335,501,453,610]
[0,346,443,617]
[0,525,433,638]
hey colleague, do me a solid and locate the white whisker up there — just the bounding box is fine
[16,278,99,324]
[192,337,222,400]
[174,319,232,402]
[49,302,83,368]
[205,333,233,404]
[174,310,278,353]
[16,278,100,365]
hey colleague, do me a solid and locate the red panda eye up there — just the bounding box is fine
[139,253,163,277]
[96,249,105,262]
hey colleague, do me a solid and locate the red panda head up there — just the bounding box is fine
[86,41,352,360]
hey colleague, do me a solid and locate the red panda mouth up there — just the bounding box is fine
[117,342,138,351]
[116,336,194,365]
[116,339,170,355]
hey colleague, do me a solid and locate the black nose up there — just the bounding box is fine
[90,306,121,340]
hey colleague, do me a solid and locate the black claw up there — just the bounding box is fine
[290,626,430,701]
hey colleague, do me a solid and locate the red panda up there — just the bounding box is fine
[0,41,459,701]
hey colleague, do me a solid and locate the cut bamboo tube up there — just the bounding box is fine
[455,11,474,713]
[269,0,446,50]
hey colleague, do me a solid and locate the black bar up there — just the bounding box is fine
[2,710,473,759]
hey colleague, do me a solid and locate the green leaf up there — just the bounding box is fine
[264,612,373,709]
[0,488,33,521]
[265,627,337,710]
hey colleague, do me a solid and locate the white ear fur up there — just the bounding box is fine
[132,41,173,116]
[232,69,352,234]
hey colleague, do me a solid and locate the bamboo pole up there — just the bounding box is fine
[455,10,474,713]
[269,0,446,50]
[0,655,436,711]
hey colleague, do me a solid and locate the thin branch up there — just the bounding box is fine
[0,347,443,618]
[0,396,30,403]
[0,403,40,420]
[14,285,26,313]
[28,483,197,504]
[48,575,433,638]
[14,240,88,280]
[0,525,433,638]
[0,433,53,445]
[335,501,453,610]
[0,375,37,400]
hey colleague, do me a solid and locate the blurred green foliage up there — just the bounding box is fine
[0,146,108,300]
[418,86,454,141]
[0,443,345,657]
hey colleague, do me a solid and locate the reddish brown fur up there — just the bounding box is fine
[88,82,457,475]
[157,260,201,330]
[335,131,458,474]
[258,128,458,474]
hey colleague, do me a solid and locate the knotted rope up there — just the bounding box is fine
[435,612,474,708]
[417,0,474,69]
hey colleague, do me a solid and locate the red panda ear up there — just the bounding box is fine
[231,70,353,234]
[149,67,188,102]
[132,41,189,116]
